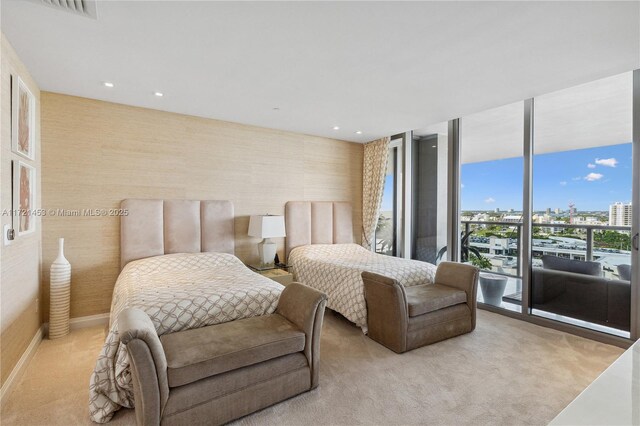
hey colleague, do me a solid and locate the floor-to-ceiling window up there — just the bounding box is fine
[459,102,524,312]
[532,72,634,337]
[408,70,638,342]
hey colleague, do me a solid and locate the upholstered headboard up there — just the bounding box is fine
[285,201,353,259]
[120,199,234,269]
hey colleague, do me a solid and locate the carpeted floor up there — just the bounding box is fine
[1,310,623,426]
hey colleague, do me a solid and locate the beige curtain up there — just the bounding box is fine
[361,136,391,250]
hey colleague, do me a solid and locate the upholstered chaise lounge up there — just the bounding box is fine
[118,282,327,426]
[362,262,479,353]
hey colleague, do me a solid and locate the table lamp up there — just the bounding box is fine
[248,214,286,270]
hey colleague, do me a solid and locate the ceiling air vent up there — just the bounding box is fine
[29,0,98,19]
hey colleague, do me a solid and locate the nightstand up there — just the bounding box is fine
[251,267,294,286]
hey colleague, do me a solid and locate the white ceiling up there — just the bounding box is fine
[2,1,639,143]
[416,72,633,164]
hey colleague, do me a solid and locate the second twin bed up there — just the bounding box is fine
[285,201,437,332]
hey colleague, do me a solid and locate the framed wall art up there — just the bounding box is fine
[11,75,36,160]
[14,160,36,236]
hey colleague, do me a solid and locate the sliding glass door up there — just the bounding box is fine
[532,72,634,337]
[459,102,524,312]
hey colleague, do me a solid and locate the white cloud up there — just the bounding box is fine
[484,197,495,204]
[587,163,596,169]
[595,158,618,168]
[559,181,567,186]
[572,177,582,181]
[584,173,603,182]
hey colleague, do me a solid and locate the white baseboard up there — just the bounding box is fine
[70,312,110,330]
[0,325,44,409]
[43,312,110,335]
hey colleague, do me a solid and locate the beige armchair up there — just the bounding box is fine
[362,262,478,353]
[119,282,328,426]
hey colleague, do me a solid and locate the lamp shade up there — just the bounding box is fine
[248,215,286,239]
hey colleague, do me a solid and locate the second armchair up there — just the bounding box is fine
[362,262,479,353]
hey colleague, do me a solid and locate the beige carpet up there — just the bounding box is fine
[1,310,622,426]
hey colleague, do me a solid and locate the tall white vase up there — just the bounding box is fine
[49,238,71,339]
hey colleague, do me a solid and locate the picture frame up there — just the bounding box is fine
[14,161,36,236]
[11,75,36,161]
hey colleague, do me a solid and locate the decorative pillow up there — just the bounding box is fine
[541,255,602,277]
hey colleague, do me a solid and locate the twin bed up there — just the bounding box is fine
[89,200,283,423]
[285,201,437,331]
[89,199,437,423]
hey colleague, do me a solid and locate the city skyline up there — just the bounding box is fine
[381,143,633,214]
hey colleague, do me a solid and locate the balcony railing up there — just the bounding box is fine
[461,220,632,279]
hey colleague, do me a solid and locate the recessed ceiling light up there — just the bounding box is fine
[333,126,340,130]
[273,107,280,111]
[355,131,363,135]
[103,82,114,88]
[432,145,437,148]
[154,92,164,97]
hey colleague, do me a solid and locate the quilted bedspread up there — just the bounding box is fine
[89,252,283,423]
[289,244,437,332]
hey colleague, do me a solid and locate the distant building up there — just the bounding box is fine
[554,208,561,214]
[545,208,551,214]
[539,221,565,234]
[508,208,514,213]
[473,213,490,222]
[494,208,500,213]
[573,216,603,225]
[533,213,548,223]
[609,202,632,226]
[502,215,521,223]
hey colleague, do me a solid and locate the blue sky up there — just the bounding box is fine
[380,143,633,213]
[381,175,394,212]
[461,143,633,211]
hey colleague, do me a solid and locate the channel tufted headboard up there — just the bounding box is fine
[285,201,354,260]
[120,199,234,269]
